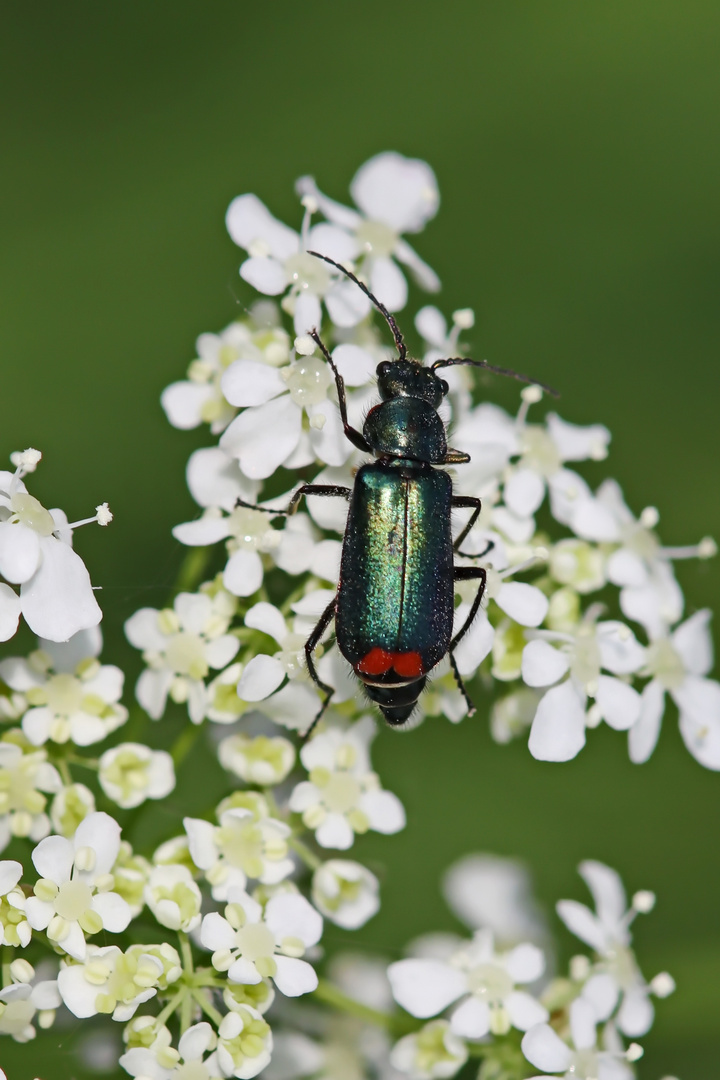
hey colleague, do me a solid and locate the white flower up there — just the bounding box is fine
[556,860,673,1037]
[522,1000,638,1079]
[0,457,106,642]
[226,189,366,335]
[25,811,131,960]
[0,969,61,1042]
[297,151,441,312]
[120,1021,222,1079]
[219,340,352,480]
[184,801,294,900]
[218,731,296,786]
[144,864,202,932]
[390,1020,468,1080]
[216,1004,273,1079]
[289,717,405,849]
[51,782,96,837]
[125,589,239,723]
[442,853,548,947]
[99,743,175,809]
[312,859,380,929]
[57,943,170,1021]
[0,739,61,851]
[589,480,715,637]
[0,859,31,947]
[0,641,127,747]
[523,617,646,762]
[389,928,547,1040]
[629,609,720,769]
[161,310,290,434]
[202,890,322,997]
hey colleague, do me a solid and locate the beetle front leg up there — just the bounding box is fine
[308,329,372,453]
[302,595,338,740]
[236,484,351,517]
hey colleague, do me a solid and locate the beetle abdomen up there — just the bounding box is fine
[336,461,454,682]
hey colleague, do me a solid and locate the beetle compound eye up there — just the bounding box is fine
[440,380,449,395]
[376,361,392,378]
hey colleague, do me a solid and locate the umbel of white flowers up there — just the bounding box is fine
[0,150,710,1080]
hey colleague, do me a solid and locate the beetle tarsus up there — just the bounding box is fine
[301,596,338,741]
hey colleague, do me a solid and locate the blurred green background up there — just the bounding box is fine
[2,2,719,1077]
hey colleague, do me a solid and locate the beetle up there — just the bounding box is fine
[238,252,556,735]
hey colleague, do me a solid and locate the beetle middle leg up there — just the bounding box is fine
[448,564,488,717]
[302,594,338,740]
[236,484,351,517]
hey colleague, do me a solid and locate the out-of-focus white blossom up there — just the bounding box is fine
[99,743,175,809]
[390,1020,468,1080]
[312,859,380,929]
[0,738,61,851]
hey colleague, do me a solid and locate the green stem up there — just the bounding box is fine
[180,988,193,1034]
[179,931,194,977]
[174,546,213,594]
[289,835,322,871]
[155,989,185,1027]
[56,758,73,786]
[67,755,99,770]
[171,723,202,768]
[192,987,224,1027]
[312,978,418,1035]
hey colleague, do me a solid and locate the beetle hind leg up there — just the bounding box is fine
[301,595,338,741]
[448,651,477,717]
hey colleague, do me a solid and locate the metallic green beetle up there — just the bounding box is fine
[239,253,555,735]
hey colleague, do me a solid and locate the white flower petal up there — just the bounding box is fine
[160,381,215,430]
[179,1021,215,1063]
[173,517,232,546]
[308,401,352,467]
[184,817,218,871]
[331,344,376,388]
[58,965,104,1017]
[293,291,323,337]
[528,682,586,762]
[136,668,173,721]
[223,548,264,597]
[578,860,627,929]
[245,601,288,645]
[496,583,548,628]
[0,523,41,584]
[187,447,257,511]
[521,1023,573,1072]
[359,789,406,834]
[505,943,545,983]
[324,278,372,327]
[452,609,495,676]
[597,622,646,675]
[607,549,648,588]
[388,958,466,1018]
[124,608,166,652]
[237,655,286,701]
[522,640,570,687]
[201,912,236,951]
[92,891,131,933]
[221,359,286,408]
[504,469,546,518]
[678,685,720,770]
[21,538,101,642]
[672,609,714,676]
[316,814,354,850]
[569,997,597,1050]
[351,152,439,233]
[555,899,607,951]
[240,255,289,295]
[306,222,358,262]
[226,194,299,260]
[31,834,74,883]
[595,675,641,731]
[450,995,490,1038]
[220,395,301,480]
[75,811,121,875]
[266,893,323,948]
[0,583,21,641]
[673,675,720,726]
[273,955,318,997]
[369,256,407,312]
[547,414,611,463]
[617,986,654,1037]
[548,468,593,528]
[628,679,665,764]
[394,238,441,291]
[582,973,619,1021]
[506,990,548,1031]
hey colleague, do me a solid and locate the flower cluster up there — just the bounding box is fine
[0,151,712,1077]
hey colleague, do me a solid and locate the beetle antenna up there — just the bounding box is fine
[432,357,559,398]
[307,250,407,361]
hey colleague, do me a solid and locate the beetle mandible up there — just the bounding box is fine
[238,252,556,736]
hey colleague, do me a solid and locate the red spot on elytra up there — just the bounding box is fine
[356,648,424,678]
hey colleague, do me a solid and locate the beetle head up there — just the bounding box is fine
[376,359,449,408]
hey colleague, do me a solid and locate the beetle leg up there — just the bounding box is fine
[448,651,477,718]
[302,595,338,740]
[451,566,487,649]
[235,484,351,517]
[448,565,488,718]
[451,495,482,552]
[308,329,373,453]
